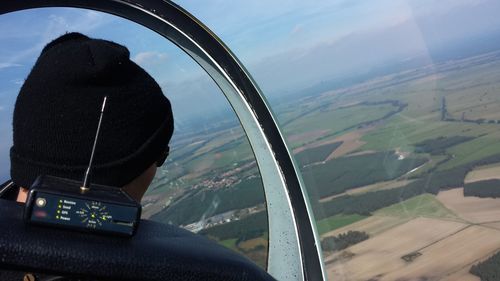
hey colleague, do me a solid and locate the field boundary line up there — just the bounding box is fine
[410,224,471,253]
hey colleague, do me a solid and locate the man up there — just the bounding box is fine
[0,32,174,203]
[0,32,174,281]
[0,32,276,281]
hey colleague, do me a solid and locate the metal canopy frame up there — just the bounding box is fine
[0,1,326,280]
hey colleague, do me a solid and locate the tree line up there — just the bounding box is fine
[470,250,500,281]
[321,231,369,252]
[199,152,500,244]
[464,179,500,198]
[316,153,500,219]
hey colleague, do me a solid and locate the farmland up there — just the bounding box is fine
[282,101,400,148]
[300,151,427,198]
[314,51,500,280]
[323,177,500,280]
[326,218,470,281]
[151,176,265,225]
[322,52,500,280]
[465,163,500,183]
[316,214,367,235]
[437,188,500,224]
[141,49,500,272]
[374,194,460,221]
[464,179,500,198]
[293,141,342,167]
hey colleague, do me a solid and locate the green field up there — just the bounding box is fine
[183,138,254,173]
[294,141,342,167]
[375,194,460,220]
[361,115,493,151]
[283,103,397,147]
[219,238,238,250]
[440,134,500,170]
[218,235,268,269]
[317,214,368,235]
[414,136,475,155]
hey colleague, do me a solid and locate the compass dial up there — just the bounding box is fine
[75,201,113,228]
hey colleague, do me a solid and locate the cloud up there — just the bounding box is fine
[44,10,113,39]
[11,79,23,85]
[0,9,115,68]
[132,51,169,67]
[0,63,21,70]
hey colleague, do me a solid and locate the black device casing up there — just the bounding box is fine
[24,175,141,236]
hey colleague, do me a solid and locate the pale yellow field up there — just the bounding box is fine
[346,179,414,196]
[326,217,500,281]
[326,127,372,159]
[319,179,413,203]
[437,188,500,223]
[326,217,468,281]
[324,189,500,281]
[483,222,500,231]
[465,164,500,183]
[441,267,480,281]
[382,225,500,281]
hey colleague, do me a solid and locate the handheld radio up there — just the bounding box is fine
[23,97,141,236]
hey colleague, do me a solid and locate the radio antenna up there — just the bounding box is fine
[81,96,108,193]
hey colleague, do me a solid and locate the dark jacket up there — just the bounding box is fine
[0,181,62,281]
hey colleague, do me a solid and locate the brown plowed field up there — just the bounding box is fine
[465,164,500,183]
[483,222,500,231]
[441,267,480,281]
[437,188,500,223]
[326,217,500,281]
[319,179,414,203]
[382,225,500,281]
[325,129,369,159]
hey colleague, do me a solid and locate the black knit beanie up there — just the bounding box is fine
[10,32,174,188]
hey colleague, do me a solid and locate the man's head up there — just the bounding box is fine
[10,32,174,200]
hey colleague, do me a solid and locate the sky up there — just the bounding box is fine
[0,0,499,179]
[175,0,500,94]
[1,1,500,114]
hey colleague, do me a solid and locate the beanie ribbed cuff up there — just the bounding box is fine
[10,116,173,188]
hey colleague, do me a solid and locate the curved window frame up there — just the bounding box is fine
[0,1,326,280]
